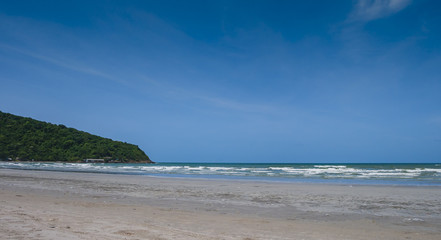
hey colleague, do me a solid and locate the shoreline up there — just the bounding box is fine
[2,162,441,187]
[1,169,441,239]
[1,167,435,187]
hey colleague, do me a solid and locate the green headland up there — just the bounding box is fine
[0,111,153,163]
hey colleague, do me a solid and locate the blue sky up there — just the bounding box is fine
[1,0,440,163]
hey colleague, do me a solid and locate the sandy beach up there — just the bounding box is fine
[1,169,440,240]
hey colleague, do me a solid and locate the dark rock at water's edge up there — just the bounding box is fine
[0,111,153,163]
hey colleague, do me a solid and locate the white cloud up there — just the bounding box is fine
[349,0,412,22]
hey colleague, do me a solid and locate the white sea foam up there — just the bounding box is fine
[422,168,441,173]
[314,165,348,168]
[1,162,440,184]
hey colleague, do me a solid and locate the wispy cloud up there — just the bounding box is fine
[0,15,277,117]
[198,96,274,114]
[429,116,441,125]
[135,75,277,115]
[336,0,415,62]
[0,43,129,86]
[348,0,412,22]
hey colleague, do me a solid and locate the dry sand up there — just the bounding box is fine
[1,169,441,240]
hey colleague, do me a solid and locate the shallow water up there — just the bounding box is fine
[1,162,440,186]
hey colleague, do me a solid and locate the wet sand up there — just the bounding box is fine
[1,169,441,239]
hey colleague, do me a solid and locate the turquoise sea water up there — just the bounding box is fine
[1,162,441,186]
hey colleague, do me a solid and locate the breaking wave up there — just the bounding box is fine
[1,162,440,185]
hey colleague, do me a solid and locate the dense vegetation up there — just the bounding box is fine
[0,111,152,163]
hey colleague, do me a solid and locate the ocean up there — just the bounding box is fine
[1,162,440,186]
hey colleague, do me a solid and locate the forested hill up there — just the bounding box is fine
[0,111,153,163]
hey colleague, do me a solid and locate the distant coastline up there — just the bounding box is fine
[0,159,154,164]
